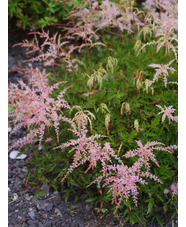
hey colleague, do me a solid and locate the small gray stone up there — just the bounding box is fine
[12,193,18,201]
[9,150,27,160]
[31,198,41,206]
[39,202,53,212]
[27,220,39,227]
[8,169,12,178]
[19,172,26,179]
[8,225,14,227]
[13,177,23,191]
[78,224,84,227]
[28,210,35,220]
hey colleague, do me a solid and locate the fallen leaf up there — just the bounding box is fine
[23,178,28,190]
[54,208,62,217]
[148,101,159,105]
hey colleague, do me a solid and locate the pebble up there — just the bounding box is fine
[27,220,39,227]
[25,196,31,201]
[28,210,35,220]
[13,177,23,191]
[13,193,18,201]
[9,150,27,159]
[31,198,41,206]
[38,202,54,212]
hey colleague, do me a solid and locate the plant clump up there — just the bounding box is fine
[9,0,178,225]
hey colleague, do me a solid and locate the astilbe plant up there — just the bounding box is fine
[94,0,143,32]
[54,115,122,182]
[64,0,144,53]
[9,72,178,213]
[123,140,176,176]
[8,67,70,150]
[8,66,178,216]
[88,139,177,214]
[52,110,178,214]
[70,105,96,131]
[156,105,178,124]
[148,59,176,87]
[64,7,103,53]
[143,0,178,35]
[8,0,178,218]
[13,31,80,73]
[137,0,178,60]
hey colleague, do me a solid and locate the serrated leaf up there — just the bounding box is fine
[129,213,136,225]
[155,216,163,227]
[130,130,138,138]
[163,202,168,213]
[151,115,161,127]
[147,199,154,214]
[123,208,129,217]
[156,194,164,202]
[33,189,45,198]
[64,190,70,202]
[101,208,108,213]
[171,211,178,219]
[86,198,96,203]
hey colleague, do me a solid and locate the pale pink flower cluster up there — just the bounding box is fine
[123,140,175,182]
[148,59,176,87]
[171,183,178,196]
[9,67,70,150]
[13,31,79,71]
[164,183,178,197]
[138,0,178,59]
[156,105,178,124]
[143,0,178,34]
[65,0,144,51]
[163,188,169,194]
[99,163,147,215]
[95,0,143,32]
[55,116,123,182]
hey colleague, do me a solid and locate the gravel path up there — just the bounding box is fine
[8,25,177,227]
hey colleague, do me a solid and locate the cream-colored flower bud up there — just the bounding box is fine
[121,102,131,115]
[143,79,154,95]
[106,56,118,74]
[144,79,150,93]
[86,68,106,90]
[134,39,142,56]
[97,103,110,113]
[136,78,143,91]
[134,119,139,132]
[105,113,111,131]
